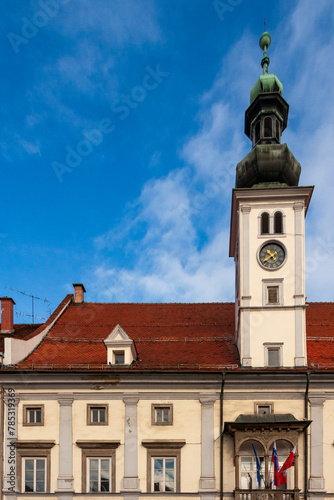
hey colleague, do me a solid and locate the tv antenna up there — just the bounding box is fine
[5,286,51,324]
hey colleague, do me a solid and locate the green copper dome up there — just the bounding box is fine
[250,31,283,104]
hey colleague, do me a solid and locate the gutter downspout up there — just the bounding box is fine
[304,372,310,500]
[220,372,225,500]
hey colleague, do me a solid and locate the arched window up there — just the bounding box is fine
[269,440,294,490]
[274,211,283,234]
[254,121,260,144]
[264,117,272,138]
[275,119,280,142]
[261,212,270,234]
[239,440,265,490]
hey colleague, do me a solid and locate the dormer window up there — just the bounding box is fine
[104,324,137,366]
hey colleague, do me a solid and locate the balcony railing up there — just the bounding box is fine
[235,489,299,500]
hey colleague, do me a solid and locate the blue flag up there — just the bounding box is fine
[252,443,261,487]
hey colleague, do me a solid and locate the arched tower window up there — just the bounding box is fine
[254,121,260,144]
[264,117,272,138]
[274,211,283,234]
[275,119,280,142]
[261,212,270,234]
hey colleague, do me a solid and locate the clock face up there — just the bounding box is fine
[259,242,286,269]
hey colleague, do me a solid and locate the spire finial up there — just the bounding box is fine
[259,29,271,74]
[264,18,266,32]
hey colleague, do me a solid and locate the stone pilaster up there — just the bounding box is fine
[199,394,217,500]
[241,204,252,366]
[121,394,140,500]
[309,396,326,500]
[56,398,74,500]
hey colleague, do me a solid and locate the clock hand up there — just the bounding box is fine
[262,250,277,263]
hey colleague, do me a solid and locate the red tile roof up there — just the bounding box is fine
[6,299,334,371]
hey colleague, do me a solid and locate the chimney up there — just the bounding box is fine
[0,297,16,333]
[73,283,86,305]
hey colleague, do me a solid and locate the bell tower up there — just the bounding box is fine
[229,31,313,368]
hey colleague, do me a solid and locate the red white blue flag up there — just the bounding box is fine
[271,441,280,488]
[279,445,297,485]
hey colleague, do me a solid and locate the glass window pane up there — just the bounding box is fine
[92,409,98,422]
[163,408,170,422]
[25,460,34,471]
[36,480,45,492]
[25,470,34,482]
[268,348,279,366]
[101,479,110,492]
[99,409,106,422]
[36,409,42,423]
[90,480,98,492]
[25,482,34,492]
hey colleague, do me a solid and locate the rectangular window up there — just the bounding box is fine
[267,286,279,304]
[143,440,184,493]
[23,458,46,492]
[88,457,111,493]
[87,405,108,425]
[152,404,173,425]
[255,402,273,415]
[262,279,283,306]
[23,405,44,426]
[152,457,176,492]
[264,343,283,367]
[268,348,280,367]
[114,351,125,364]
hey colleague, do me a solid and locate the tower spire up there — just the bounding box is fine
[235,30,301,189]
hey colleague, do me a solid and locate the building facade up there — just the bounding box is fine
[1,31,334,500]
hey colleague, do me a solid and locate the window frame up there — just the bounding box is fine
[23,405,44,426]
[87,404,108,426]
[151,404,173,426]
[22,457,46,493]
[264,343,283,367]
[152,456,176,492]
[76,441,120,494]
[142,441,185,493]
[254,402,274,415]
[113,350,125,364]
[16,441,54,494]
[87,456,112,493]
[262,279,283,307]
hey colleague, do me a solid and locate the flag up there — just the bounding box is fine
[279,445,297,485]
[252,443,261,487]
[271,441,280,488]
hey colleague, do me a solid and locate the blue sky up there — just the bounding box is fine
[1,0,334,322]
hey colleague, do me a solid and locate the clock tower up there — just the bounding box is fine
[229,31,313,368]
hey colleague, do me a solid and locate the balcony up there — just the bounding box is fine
[235,489,299,500]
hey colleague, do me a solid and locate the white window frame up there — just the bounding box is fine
[87,457,112,493]
[264,343,283,367]
[152,456,176,492]
[255,402,274,415]
[262,278,283,306]
[22,457,46,493]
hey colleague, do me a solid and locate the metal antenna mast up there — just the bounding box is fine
[5,286,50,324]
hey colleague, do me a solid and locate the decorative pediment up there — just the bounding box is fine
[103,324,137,365]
